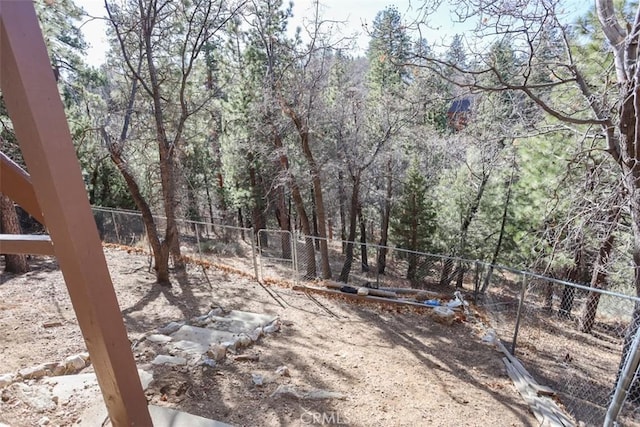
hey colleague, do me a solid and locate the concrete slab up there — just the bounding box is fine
[148,405,233,427]
[151,355,187,366]
[201,310,276,335]
[80,404,233,426]
[43,369,153,403]
[171,325,237,347]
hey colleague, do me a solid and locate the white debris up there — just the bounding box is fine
[0,373,15,388]
[146,334,172,344]
[151,355,187,366]
[263,320,281,334]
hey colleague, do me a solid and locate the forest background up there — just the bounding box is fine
[1,0,637,319]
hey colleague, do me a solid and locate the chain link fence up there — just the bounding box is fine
[90,207,640,426]
[479,267,640,426]
[92,206,257,279]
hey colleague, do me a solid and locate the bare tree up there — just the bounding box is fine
[103,0,242,283]
[415,0,640,399]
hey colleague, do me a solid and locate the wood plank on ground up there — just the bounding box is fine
[498,346,574,427]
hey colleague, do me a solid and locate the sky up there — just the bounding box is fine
[77,0,472,67]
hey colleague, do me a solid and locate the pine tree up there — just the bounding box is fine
[391,161,437,284]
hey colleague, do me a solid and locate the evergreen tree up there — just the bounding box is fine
[391,161,437,284]
[367,6,412,94]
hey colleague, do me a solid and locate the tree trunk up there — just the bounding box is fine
[275,186,292,260]
[377,158,393,274]
[248,156,267,248]
[339,173,360,282]
[101,65,171,284]
[274,131,316,278]
[297,126,331,279]
[338,171,347,247]
[560,240,584,318]
[0,193,29,274]
[481,157,516,293]
[358,205,369,272]
[455,170,490,289]
[108,148,171,284]
[580,230,616,332]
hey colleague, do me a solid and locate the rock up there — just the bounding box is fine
[37,416,50,425]
[8,383,56,412]
[157,321,184,335]
[199,357,216,368]
[263,320,280,334]
[52,363,66,376]
[146,334,172,344]
[208,307,224,317]
[19,364,51,380]
[221,340,237,354]
[357,287,369,296]
[248,327,262,342]
[236,334,252,349]
[275,366,290,377]
[282,320,294,327]
[251,373,265,386]
[170,325,236,353]
[0,373,15,388]
[191,313,212,327]
[151,355,187,366]
[64,355,86,373]
[207,344,227,362]
[270,384,346,400]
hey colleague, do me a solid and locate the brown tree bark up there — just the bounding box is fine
[274,132,316,278]
[284,107,331,279]
[377,158,394,274]
[339,172,360,282]
[0,193,29,274]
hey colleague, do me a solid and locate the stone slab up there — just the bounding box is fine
[212,310,276,333]
[148,405,233,427]
[171,325,237,346]
[80,404,231,427]
[151,355,187,366]
[43,369,153,403]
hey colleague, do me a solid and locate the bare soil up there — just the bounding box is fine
[0,247,538,426]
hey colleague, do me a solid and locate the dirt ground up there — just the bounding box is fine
[0,247,538,426]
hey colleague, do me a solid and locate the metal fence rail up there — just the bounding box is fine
[90,206,640,426]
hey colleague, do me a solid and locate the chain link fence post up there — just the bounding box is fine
[604,321,640,426]
[511,274,528,354]
[250,228,259,282]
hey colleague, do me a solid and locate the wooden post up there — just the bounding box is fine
[0,2,152,425]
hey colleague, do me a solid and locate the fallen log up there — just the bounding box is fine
[323,281,398,298]
[293,285,459,312]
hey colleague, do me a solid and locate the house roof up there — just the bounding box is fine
[447,98,472,114]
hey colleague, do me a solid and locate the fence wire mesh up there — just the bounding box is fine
[92,207,255,278]
[480,268,640,426]
[89,207,640,426]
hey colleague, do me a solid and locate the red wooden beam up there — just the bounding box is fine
[0,151,45,224]
[0,2,151,425]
